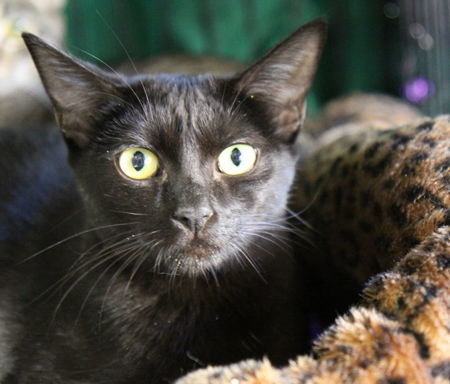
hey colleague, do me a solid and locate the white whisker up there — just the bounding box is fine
[20,222,139,265]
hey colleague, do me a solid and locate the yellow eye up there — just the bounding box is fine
[217,144,257,175]
[118,147,159,180]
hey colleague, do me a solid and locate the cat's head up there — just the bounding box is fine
[23,20,326,278]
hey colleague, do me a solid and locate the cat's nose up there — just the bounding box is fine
[173,207,213,233]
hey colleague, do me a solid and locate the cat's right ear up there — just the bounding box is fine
[22,33,124,148]
[232,19,327,145]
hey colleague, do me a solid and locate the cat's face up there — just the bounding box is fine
[71,75,300,275]
[23,20,326,277]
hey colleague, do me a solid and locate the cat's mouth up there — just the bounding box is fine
[182,237,221,258]
[150,220,237,274]
[169,222,223,256]
[156,231,225,274]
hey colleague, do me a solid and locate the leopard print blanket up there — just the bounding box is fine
[177,109,450,384]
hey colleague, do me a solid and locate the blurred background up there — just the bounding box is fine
[0,0,449,129]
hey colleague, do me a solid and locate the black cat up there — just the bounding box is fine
[0,19,326,383]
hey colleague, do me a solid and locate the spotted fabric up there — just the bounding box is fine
[176,114,450,384]
[294,115,450,283]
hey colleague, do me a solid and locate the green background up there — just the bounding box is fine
[65,0,401,114]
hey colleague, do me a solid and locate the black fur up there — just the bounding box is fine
[0,20,326,383]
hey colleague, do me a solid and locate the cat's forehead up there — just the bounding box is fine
[143,74,226,126]
[111,74,265,159]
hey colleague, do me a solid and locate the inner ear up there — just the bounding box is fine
[233,19,327,143]
[275,101,308,144]
[23,32,126,148]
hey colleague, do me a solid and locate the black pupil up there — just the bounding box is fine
[231,148,242,166]
[132,151,145,171]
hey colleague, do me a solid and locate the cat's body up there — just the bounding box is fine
[0,20,325,383]
[0,87,301,384]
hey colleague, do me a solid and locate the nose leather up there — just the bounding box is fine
[173,206,213,233]
[172,177,213,233]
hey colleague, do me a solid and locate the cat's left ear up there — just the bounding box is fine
[22,32,124,148]
[233,19,327,144]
